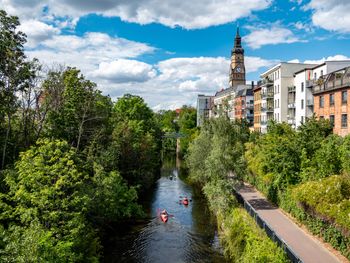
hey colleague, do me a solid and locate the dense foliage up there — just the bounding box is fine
[0,10,162,261]
[186,117,289,262]
[245,117,350,259]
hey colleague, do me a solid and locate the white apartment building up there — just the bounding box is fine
[260,63,316,132]
[293,61,350,128]
[196,94,213,126]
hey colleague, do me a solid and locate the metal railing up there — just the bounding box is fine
[234,191,303,263]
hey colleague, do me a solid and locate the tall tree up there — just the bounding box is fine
[0,10,35,169]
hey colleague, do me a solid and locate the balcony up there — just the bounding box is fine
[288,86,296,92]
[261,105,274,112]
[288,103,295,109]
[287,118,296,125]
[260,78,273,86]
[261,91,274,99]
[306,80,314,88]
[306,98,314,106]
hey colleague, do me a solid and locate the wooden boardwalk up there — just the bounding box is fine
[236,183,346,263]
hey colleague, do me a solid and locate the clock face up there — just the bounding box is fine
[235,67,242,73]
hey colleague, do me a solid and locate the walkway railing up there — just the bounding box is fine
[234,191,303,263]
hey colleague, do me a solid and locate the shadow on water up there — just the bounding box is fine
[103,156,227,263]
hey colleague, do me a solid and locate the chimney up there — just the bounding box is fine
[251,81,254,89]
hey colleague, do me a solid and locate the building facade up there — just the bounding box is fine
[259,63,317,132]
[293,61,350,128]
[313,66,350,136]
[234,86,254,126]
[253,85,262,132]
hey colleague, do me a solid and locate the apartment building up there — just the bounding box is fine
[196,94,213,126]
[313,66,350,136]
[259,63,317,132]
[253,85,262,132]
[293,61,350,128]
[234,86,254,126]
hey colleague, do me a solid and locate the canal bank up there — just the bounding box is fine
[102,158,226,262]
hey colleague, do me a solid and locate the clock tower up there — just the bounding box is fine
[229,27,246,87]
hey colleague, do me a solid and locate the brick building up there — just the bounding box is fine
[313,66,350,136]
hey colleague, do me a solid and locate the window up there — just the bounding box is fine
[314,72,317,80]
[330,93,335,106]
[342,114,347,128]
[342,91,348,104]
[301,82,304,92]
[319,96,324,108]
[301,116,304,124]
[278,99,280,108]
[301,99,304,109]
[330,115,335,127]
[321,70,323,76]
[278,85,279,93]
[320,116,324,119]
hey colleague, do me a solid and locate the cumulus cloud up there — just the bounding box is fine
[306,0,350,33]
[244,25,301,49]
[2,0,272,29]
[92,59,157,83]
[25,32,155,73]
[18,19,60,48]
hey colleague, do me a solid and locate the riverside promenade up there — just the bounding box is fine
[235,183,346,263]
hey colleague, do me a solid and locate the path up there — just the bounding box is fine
[236,182,344,263]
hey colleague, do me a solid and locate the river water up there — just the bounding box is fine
[103,158,226,263]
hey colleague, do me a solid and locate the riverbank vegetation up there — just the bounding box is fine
[0,10,163,261]
[245,119,350,259]
[186,117,289,262]
[187,114,350,261]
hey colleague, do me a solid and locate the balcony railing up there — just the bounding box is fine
[288,103,295,109]
[261,105,274,112]
[287,118,296,125]
[288,86,296,92]
[306,98,314,106]
[261,91,274,99]
[260,78,273,86]
[313,77,350,94]
[306,80,314,88]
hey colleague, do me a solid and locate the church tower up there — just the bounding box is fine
[229,27,246,87]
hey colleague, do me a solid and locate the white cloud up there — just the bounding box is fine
[2,0,272,29]
[93,56,275,110]
[92,59,156,83]
[303,54,350,64]
[25,32,155,73]
[294,21,314,33]
[306,0,350,33]
[244,25,301,49]
[18,19,60,48]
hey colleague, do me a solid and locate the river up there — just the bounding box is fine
[103,158,227,263]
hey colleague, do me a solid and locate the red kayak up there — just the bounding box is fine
[182,198,189,205]
[160,212,168,222]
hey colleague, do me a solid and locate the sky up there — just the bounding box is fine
[2,0,350,110]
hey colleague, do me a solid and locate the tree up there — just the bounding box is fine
[0,10,36,169]
[5,139,99,261]
[43,68,112,151]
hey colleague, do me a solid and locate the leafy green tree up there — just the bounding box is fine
[0,10,37,169]
[43,68,112,151]
[177,106,197,156]
[5,139,99,262]
[297,116,333,158]
[112,94,161,189]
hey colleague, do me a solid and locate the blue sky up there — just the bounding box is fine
[2,0,350,109]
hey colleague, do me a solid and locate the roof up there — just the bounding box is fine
[236,87,253,98]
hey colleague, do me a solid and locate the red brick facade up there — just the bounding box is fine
[314,87,350,136]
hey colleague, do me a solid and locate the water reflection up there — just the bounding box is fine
[103,158,226,263]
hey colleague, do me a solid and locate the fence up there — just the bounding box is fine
[234,191,303,263]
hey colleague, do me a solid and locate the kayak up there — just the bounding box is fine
[182,198,189,205]
[160,213,168,222]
